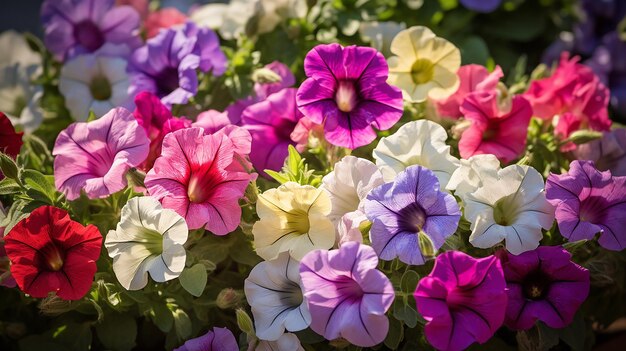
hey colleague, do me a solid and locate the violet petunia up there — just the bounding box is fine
[363,165,461,265]
[546,160,626,250]
[573,128,626,176]
[299,242,394,347]
[296,44,403,149]
[414,251,507,351]
[496,246,590,330]
[53,107,150,200]
[41,0,141,61]
[241,88,306,176]
[174,327,238,351]
[459,0,502,13]
[128,22,227,106]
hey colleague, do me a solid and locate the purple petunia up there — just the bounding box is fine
[174,327,238,351]
[363,165,461,265]
[459,0,502,13]
[496,246,590,330]
[296,44,403,149]
[414,251,507,351]
[546,160,626,250]
[128,21,227,106]
[41,0,141,61]
[299,242,395,347]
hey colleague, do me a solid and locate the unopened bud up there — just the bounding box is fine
[38,294,76,316]
[216,288,243,309]
[358,220,372,236]
[418,231,436,260]
[236,308,255,336]
[126,167,146,188]
[251,68,282,84]
[566,130,603,145]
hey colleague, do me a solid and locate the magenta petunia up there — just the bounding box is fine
[414,251,507,351]
[253,61,296,100]
[174,327,238,351]
[545,160,626,250]
[241,88,307,176]
[299,242,395,347]
[53,107,150,200]
[496,246,590,330]
[41,0,141,61]
[459,91,532,163]
[296,44,403,149]
[144,128,254,235]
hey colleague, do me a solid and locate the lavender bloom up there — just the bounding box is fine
[546,160,626,250]
[299,242,394,347]
[128,22,227,106]
[459,0,501,13]
[174,327,238,351]
[363,165,461,265]
[41,0,141,61]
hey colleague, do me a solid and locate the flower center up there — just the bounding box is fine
[398,202,428,233]
[155,67,180,97]
[493,193,520,226]
[187,163,223,204]
[334,275,364,300]
[138,227,164,256]
[579,195,607,224]
[410,58,434,85]
[89,75,112,101]
[275,118,298,142]
[74,20,105,52]
[42,244,64,272]
[335,80,358,113]
[288,209,311,235]
[522,271,550,301]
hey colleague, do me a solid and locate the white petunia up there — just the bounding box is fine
[336,210,368,246]
[0,30,41,68]
[59,52,131,121]
[373,120,460,187]
[464,165,555,255]
[359,21,406,57]
[446,154,501,200]
[244,253,311,341]
[105,196,188,291]
[254,333,305,351]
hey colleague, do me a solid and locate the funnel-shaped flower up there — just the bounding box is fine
[105,196,188,290]
[174,327,238,351]
[573,129,626,176]
[4,206,102,300]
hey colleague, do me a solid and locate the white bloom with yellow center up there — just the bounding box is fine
[387,26,460,102]
[373,120,460,187]
[105,196,188,290]
[465,165,555,255]
[253,182,335,260]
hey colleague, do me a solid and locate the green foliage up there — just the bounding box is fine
[178,264,208,297]
[265,145,322,186]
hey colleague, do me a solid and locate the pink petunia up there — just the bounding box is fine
[432,64,503,120]
[53,107,150,200]
[144,128,255,235]
[459,91,532,163]
[145,8,188,39]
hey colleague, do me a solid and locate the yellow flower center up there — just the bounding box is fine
[90,75,112,101]
[493,193,520,226]
[410,58,434,85]
[335,80,358,113]
[289,209,311,235]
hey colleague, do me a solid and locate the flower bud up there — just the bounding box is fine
[251,68,282,84]
[216,288,243,309]
[38,294,77,316]
[236,308,255,336]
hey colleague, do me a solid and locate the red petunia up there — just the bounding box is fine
[4,206,102,300]
[0,112,24,178]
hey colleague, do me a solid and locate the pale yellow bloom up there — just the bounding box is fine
[253,182,335,261]
[387,26,461,103]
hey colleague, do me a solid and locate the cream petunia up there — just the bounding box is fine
[373,119,460,187]
[105,196,188,290]
[446,154,501,200]
[252,182,335,260]
[387,26,460,102]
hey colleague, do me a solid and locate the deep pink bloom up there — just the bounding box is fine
[573,128,626,176]
[174,327,238,351]
[546,160,626,250]
[296,44,403,149]
[144,128,254,235]
[459,91,532,163]
[145,7,188,39]
[414,251,507,351]
[524,54,611,150]
[133,92,192,170]
[432,64,503,120]
[496,246,590,330]
[53,107,150,200]
[241,88,307,176]
[299,242,394,347]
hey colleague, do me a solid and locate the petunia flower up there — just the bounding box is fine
[431,64,503,120]
[144,128,254,235]
[252,61,296,100]
[464,165,555,255]
[128,22,227,106]
[41,0,141,61]
[364,165,461,265]
[133,92,192,171]
[253,333,304,351]
[572,128,626,176]
[174,327,238,351]
[545,160,626,250]
[53,107,149,200]
[0,112,24,179]
[445,153,501,200]
[116,0,149,19]
[460,0,502,12]
[59,52,132,121]
[414,251,507,351]
[336,211,368,247]
[190,0,254,40]
[241,88,306,176]
[459,91,532,163]
[244,253,311,341]
[373,120,460,186]
[299,242,395,347]
[104,196,188,290]
[359,21,407,56]
[296,43,403,149]
[496,246,590,330]
[145,7,188,39]
[387,26,461,102]
[252,182,335,261]
[3,206,102,300]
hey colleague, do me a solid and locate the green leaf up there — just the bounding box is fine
[95,312,137,351]
[400,270,420,294]
[0,153,19,181]
[460,36,489,65]
[265,169,290,184]
[150,302,174,333]
[0,178,20,195]
[22,169,57,202]
[179,263,208,297]
[557,312,587,351]
[173,309,192,341]
[384,316,404,349]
